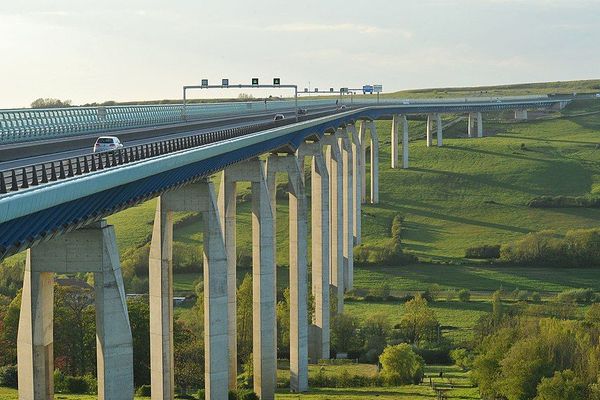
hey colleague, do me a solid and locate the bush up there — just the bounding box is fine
[532,292,542,303]
[379,343,425,385]
[458,289,471,302]
[66,375,95,394]
[450,348,473,371]
[196,389,205,400]
[136,384,152,397]
[527,195,600,209]
[556,288,596,304]
[465,244,501,259]
[0,365,18,388]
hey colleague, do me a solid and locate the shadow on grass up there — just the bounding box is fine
[498,133,599,146]
[432,300,491,313]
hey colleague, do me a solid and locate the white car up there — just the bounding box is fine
[273,114,285,121]
[93,136,123,153]
[402,100,410,105]
[596,93,600,98]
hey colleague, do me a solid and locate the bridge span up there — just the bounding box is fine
[0,96,564,399]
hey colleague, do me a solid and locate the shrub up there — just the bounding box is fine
[0,365,18,388]
[532,292,542,303]
[556,288,595,304]
[458,289,471,302]
[465,244,501,259]
[535,369,587,400]
[136,384,152,397]
[516,290,530,302]
[196,389,205,400]
[65,375,95,394]
[379,343,425,385]
[450,348,473,371]
[527,195,600,209]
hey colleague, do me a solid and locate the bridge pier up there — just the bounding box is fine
[220,160,277,400]
[515,109,528,121]
[150,181,229,400]
[468,112,483,138]
[436,114,443,147]
[297,142,331,363]
[338,128,354,291]
[321,132,344,315]
[391,114,399,168]
[426,114,433,147]
[402,115,409,169]
[265,154,308,393]
[359,120,367,204]
[18,221,134,400]
[349,124,362,245]
[369,121,379,204]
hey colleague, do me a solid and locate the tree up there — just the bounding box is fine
[361,313,390,363]
[128,298,151,387]
[30,98,72,108]
[379,343,425,385]
[174,320,204,392]
[331,313,361,355]
[398,294,438,344]
[276,288,290,357]
[535,370,588,400]
[237,274,253,363]
[458,289,471,302]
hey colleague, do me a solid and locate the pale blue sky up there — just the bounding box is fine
[1,0,599,108]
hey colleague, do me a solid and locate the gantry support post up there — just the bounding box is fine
[265,154,308,393]
[436,113,443,147]
[297,142,330,363]
[321,133,344,315]
[369,121,379,204]
[338,128,354,291]
[150,182,229,400]
[18,221,134,400]
[402,115,409,169]
[349,124,362,245]
[391,114,399,168]
[221,160,277,400]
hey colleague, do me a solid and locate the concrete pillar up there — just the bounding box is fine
[391,114,399,168]
[426,114,433,147]
[222,160,277,399]
[515,109,528,121]
[218,174,238,389]
[468,113,475,138]
[149,198,174,400]
[477,112,483,138]
[436,113,443,147]
[265,154,308,393]
[152,182,230,400]
[349,124,362,245]
[95,223,134,400]
[369,121,379,204]
[297,142,330,362]
[402,115,409,169]
[18,221,134,400]
[17,256,54,400]
[323,134,344,315]
[338,129,354,291]
[358,120,368,204]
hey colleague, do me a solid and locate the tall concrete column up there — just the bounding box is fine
[369,121,379,204]
[149,198,174,400]
[338,128,354,291]
[218,174,238,389]
[17,256,54,400]
[18,221,134,400]
[391,114,399,168]
[266,154,308,392]
[426,114,433,147]
[95,223,134,400]
[436,113,443,147]
[350,124,362,245]
[223,160,277,399]
[297,142,330,362]
[468,113,475,138]
[402,115,409,169]
[477,112,483,138]
[323,134,344,314]
[358,120,367,204]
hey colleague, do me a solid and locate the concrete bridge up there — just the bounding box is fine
[0,96,564,399]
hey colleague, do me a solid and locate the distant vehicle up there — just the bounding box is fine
[93,136,123,153]
[596,93,600,98]
[402,100,410,105]
[496,99,502,103]
[338,105,347,110]
[273,113,285,121]
[297,108,308,115]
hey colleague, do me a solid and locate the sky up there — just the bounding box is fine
[1,0,599,108]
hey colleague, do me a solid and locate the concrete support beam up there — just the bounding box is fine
[358,120,367,204]
[218,174,238,389]
[391,115,399,168]
[515,109,528,120]
[402,115,409,169]
[321,134,344,315]
[265,154,308,392]
[436,114,443,147]
[18,221,134,400]
[369,121,379,204]
[338,129,354,292]
[468,113,475,138]
[297,142,330,362]
[17,258,54,400]
[426,114,433,147]
[477,112,483,138]
[349,124,362,245]
[221,160,277,400]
